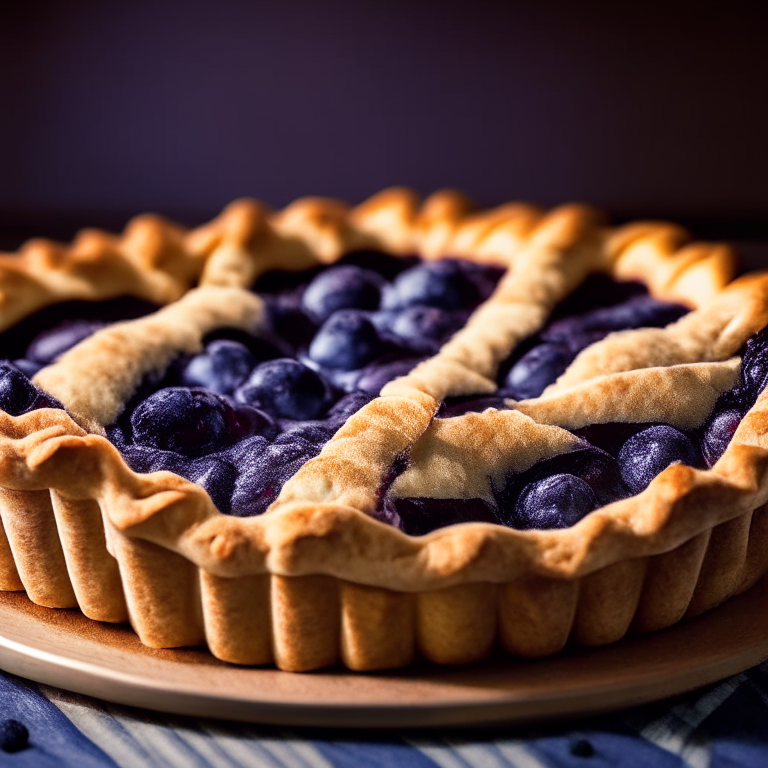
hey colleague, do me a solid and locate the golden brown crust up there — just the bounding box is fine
[389,410,580,502]
[0,398,766,587]
[516,359,741,431]
[1,187,765,673]
[0,211,232,332]
[544,274,768,395]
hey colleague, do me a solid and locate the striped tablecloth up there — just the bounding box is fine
[2,661,768,768]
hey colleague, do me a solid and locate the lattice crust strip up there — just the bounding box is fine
[391,274,768,501]
[544,274,768,393]
[1,188,764,674]
[32,287,265,434]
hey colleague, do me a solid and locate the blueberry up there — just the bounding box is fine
[301,265,384,321]
[264,296,319,348]
[495,446,627,527]
[0,362,38,416]
[382,259,481,311]
[702,408,743,467]
[618,425,698,494]
[308,310,384,371]
[388,305,464,348]
[119,445,237,513]
[130,388,232,456]
[542,296,688,354]
[515,474,599,530]
[0,718,29,753]
[235,358,333,419]
[355,357,423,395]
[503,343,573,399]
[741,326,768,398]
[26,319,106,364]
[579,296,687,334]
[181,340,256,395]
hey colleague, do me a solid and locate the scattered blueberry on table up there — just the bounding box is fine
[0,718,29,753]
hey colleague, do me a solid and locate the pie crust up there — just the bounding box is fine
[1,188,767,673]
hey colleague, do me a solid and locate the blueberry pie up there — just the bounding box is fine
[1,188,767,672]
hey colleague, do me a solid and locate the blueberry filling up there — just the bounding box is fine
[0,297,160,364]
[3,264,767,535]
[389,497,499,537]
[389,277,768,534]
[106,255,503,517]
[492,447,629,530]
[0,298,159,409]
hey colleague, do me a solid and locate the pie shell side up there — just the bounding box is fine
[0,190,763,672]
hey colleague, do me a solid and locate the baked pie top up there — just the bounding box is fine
[1,188,768,597]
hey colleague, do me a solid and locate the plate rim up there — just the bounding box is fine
[1,582,767,729]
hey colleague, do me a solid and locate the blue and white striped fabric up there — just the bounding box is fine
[2,663,768,768]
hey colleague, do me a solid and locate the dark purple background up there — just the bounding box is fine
[1,1,767,245]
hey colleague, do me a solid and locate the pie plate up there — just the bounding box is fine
[1,576,767,729]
